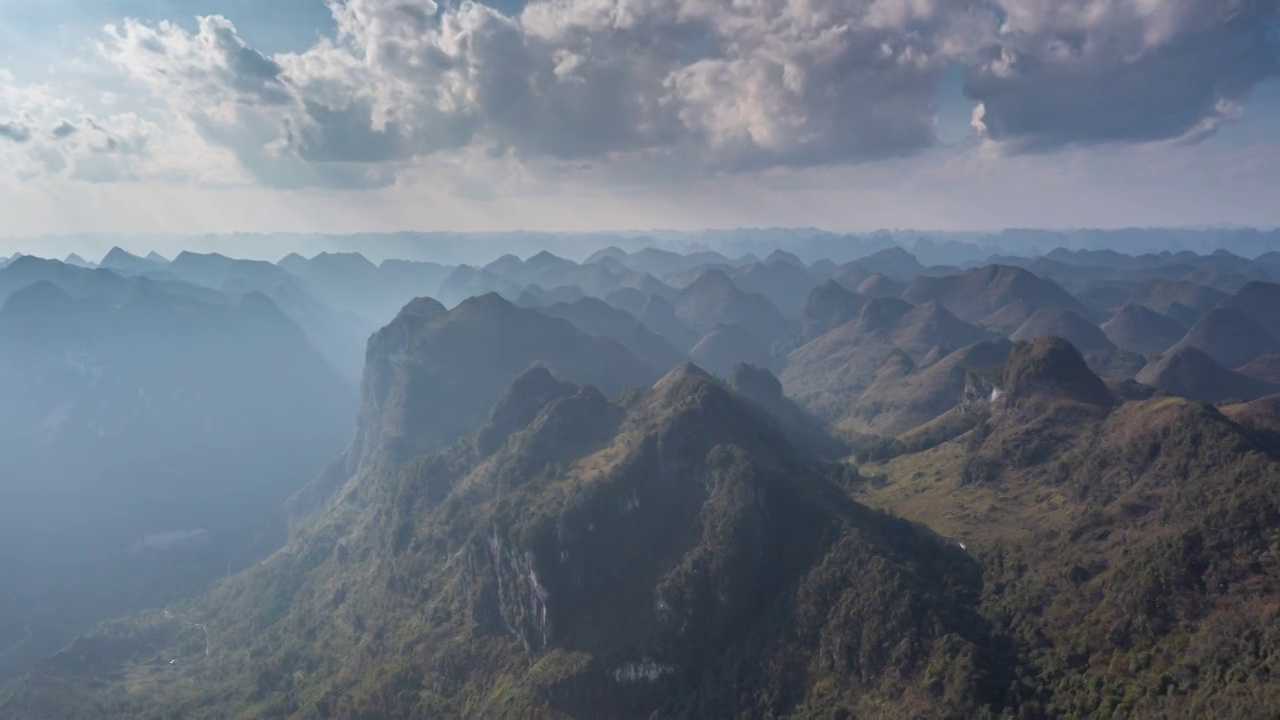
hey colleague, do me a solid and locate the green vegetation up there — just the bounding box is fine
[0,366,1019,719]
[852,342,1280,718]
[7,335,1280,719]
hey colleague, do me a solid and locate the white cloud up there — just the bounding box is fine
[2,0,1277,194]
[0,67,245,187]
[95,0,988,186]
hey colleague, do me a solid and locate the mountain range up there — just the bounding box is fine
[3,241,1280,718]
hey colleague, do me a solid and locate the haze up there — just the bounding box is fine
[2,2,1280,719]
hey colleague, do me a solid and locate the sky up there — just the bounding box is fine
[0,0,1278,236]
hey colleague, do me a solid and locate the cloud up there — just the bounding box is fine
[51,120,78,139]
[3,114,161,182]
[16,0,1279,189]
[0,72,242,186]
[103,15,293,111]
[100,0,994,185]
[966,0,1280,152]
[1,68,156,180]
[0,117,35,143]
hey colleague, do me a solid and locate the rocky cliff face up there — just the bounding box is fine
[287,293,659,523]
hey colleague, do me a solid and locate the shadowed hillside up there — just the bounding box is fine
[1102,303,1187,357]
[782,299,996,420]
[902,265,1087,328]
[1137,347,1279,403]
[1165,308,1280,371]
[1,365,1018,719]
[0,276,356,680]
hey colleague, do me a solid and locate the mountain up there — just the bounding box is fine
[1135,347,1278,403]
[485,252,650,302]
[854,246,924,279]
[850,334,1280,717]
[483,252,524,277]
[1001,307,1144,379]
[603,287,647,317]
[616,270,679,303]
[731,260,819,318]
[911,237,988,267]
[520,284,586,307]
[607,247,736,279]
[902,265,1087,326]
[278,252,398,324]
[322,294,658,491]
[167,252,370,379]
[778,280,868,353]
[1237,355,1280,385]
[542,297,685,374]
[62,253,92,268]
[0,256,220,308]
[830,261,873,290]
[781,299,995,420]
[997,336,1115,408]
[809,258,838,278]
[99,246,164,274]
[1219,281,1280,341]
[378,259,453,302]
[10,245,1280,720]
[2,364,1014,719]
[1220,394,1280,443]
[1128,279,1226,320]
[1073,279,1139,315]
[1182,269,1259,293]
[639,295,701,350]
[762,248,804,266]
[1007,257,1108,292]
[662,261,738,290]
[591,254,634,275]
[1,256,358,372]
[673,270,789,345]
[856,273,905,298]
[1009,308,1115,354]
[583,245,628,264]
[0,278,356,679]
[978,298,1040,334]
[1164,307,1280,371]
[293,251,380,277]
[437,265,524,307]
[689,323,776,377]
[726,363,845,460]
[168,251,314,299]
[1257,251,1280,279]
[1101,303,1188,357]
[847,340,1013,437]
